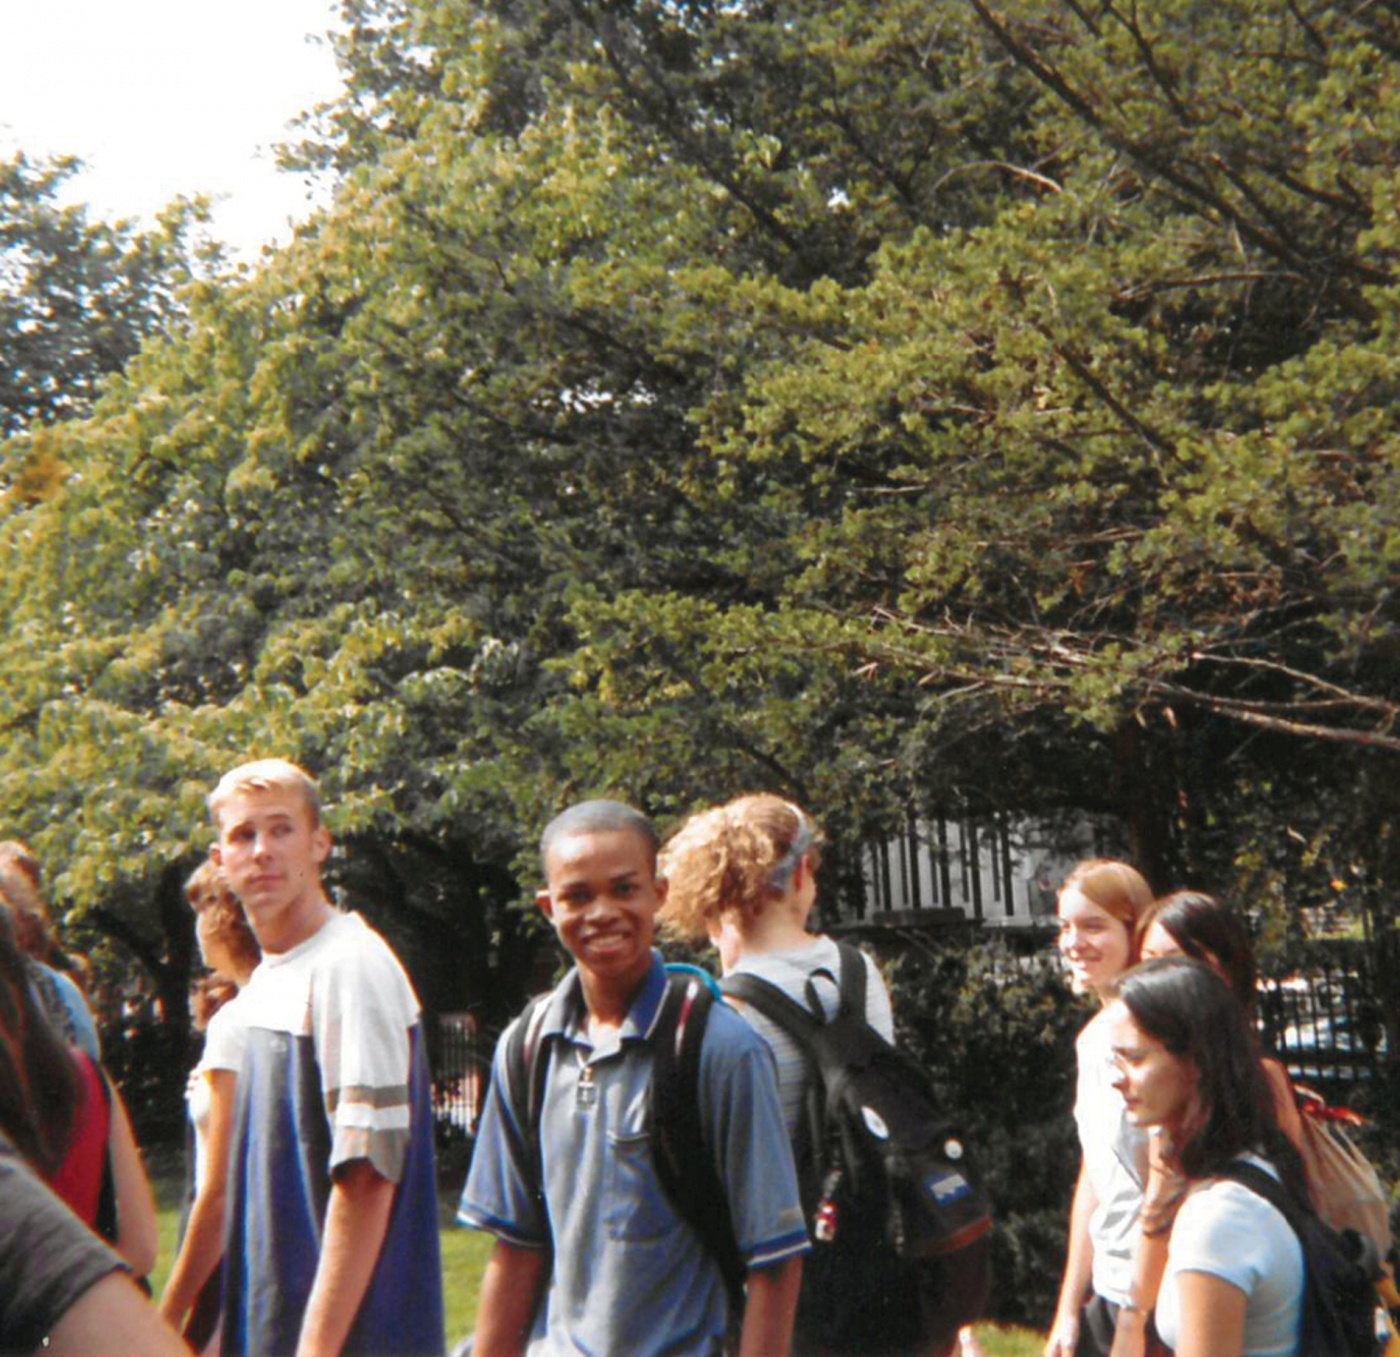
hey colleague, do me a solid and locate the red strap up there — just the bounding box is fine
[1296,1083,1367,1127]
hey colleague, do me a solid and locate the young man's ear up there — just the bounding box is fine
[209,843,222,867]
[535,888,555,922]
[652,873,669,908]
[312,824,332,866]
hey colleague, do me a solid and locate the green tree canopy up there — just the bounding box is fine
[0,153,209,440]
[1,0,1397,1048]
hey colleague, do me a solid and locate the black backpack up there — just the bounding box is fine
[1220,1159,1383,1357]
[720,942,993,1357]
[500,966,746,1311]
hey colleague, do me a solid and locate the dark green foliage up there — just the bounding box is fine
[883,932,1087,1325]
[100,1010,190,1146]
[0,153,203,438]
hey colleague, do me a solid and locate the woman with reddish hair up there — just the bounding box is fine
[659,794,894,1131]
[160,860,262,1352]
[661,793,991,1357]
[1047,859,1159,1357]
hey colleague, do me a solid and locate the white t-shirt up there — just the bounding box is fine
[186,987,252,1193]
[1074,1010,1150,1305]
[727,936,894,1135]
[1155,1156,1303,1357]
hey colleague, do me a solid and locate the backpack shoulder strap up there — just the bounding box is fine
[719,970,825,1052]
[664,961,723,997]
[504,972,746,1309]
[650,971,746,1311]
[1220,1157,1384,1351]
[93,1061,118,1246]
[1216,1159,1308,1232]
[834,940,869,1020]
[500,993,554,1204]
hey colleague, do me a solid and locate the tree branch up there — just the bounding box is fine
[1152,681,1400,753]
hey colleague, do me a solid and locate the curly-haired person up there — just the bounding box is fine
[160,860,262,1351]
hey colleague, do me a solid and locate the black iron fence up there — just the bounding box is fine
[430,930,1398,1135]
[433,1011,485,1137]
[1257,939,1394,1091]
[965,924,1397,1092]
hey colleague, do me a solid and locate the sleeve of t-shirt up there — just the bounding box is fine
[200,995,249,1073]
[455,1018,550,1250]
[700,1004,810,1270]
[0,1146,125,1351]
[52,968,102,1062]
[311,929,419,1184]
[1169,1184,1273,1297]
[861,952,895,1044]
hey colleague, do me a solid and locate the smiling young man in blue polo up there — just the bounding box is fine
[459,799,807,1357]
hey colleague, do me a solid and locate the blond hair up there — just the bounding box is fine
[659,794,823,943]
[208,758,321,827]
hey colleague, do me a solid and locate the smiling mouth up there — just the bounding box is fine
[583,933,633,956]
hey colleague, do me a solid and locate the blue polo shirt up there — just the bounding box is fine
[459,953,809,1357]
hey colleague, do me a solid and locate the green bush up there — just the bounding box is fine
[883,932,1088,1327]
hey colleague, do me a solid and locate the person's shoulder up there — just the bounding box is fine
[847,940,892,997]
[1076,1007,1109,1052]
[1187,1169,1282,1229]
[315,910,406,975]
[46,964,89,1004]
[492,1003,537,1063]
[741,935,835,971]
[315,908,374,952]
[1260,1056,1293,1100]
[205,992,249,1040]
[500,971,584,1056]
[1175,1169,1300,1274]
[700,992,773,1061]
[310,911,420,1017]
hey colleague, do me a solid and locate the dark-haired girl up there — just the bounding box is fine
[1107,958,1305,1357]
[0,892,157,1277]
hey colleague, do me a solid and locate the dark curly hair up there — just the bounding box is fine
[185,860,261,978]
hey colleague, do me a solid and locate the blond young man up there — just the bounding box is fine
[209,759,444,1357]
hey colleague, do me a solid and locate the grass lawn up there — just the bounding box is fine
[148,1167,1042,1356]
[149,1165,495,1343]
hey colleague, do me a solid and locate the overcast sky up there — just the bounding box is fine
[0,0,346,260]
